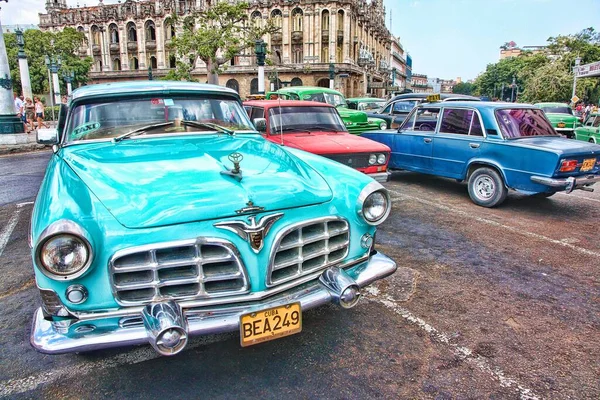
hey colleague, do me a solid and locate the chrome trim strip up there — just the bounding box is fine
[30,252,397,354]
[109,237,250,306]
[51,253,370,322]
[34,220,95,281]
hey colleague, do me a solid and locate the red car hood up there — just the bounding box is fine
[268,132,390,154]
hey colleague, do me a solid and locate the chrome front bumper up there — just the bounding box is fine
[531,174,600,193]
[368,171,391,183]
[31,252,397,355]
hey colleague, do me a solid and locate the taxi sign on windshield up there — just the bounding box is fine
[426,94,441,102]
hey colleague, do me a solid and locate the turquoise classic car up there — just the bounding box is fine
[30,81,397,355]
[361,101,600,207]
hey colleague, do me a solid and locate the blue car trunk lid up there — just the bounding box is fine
[61,135,333,229]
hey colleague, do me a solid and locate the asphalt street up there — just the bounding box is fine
[0,150,598,399]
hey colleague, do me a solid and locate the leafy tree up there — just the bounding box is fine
[6,28,92,99]
[452,82,474,95]
[167,1,280,84]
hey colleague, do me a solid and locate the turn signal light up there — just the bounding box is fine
[559,159,578,172]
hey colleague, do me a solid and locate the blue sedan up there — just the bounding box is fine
[362,101,600,207]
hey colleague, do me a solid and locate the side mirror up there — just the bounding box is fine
[37,128,59,145]
[253,118,267,132]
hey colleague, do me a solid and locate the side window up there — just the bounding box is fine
[392,101,417,115]
[243,106,251,117]
[440,108,472,135]
[250,107,264,121]
[289,93,300,100]
[401,107,440,132]
[381,104,392,114]
[585,116,594,126]
[593,116,600,128]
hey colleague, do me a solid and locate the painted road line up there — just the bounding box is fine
[364,287,540,400]
[389,190,600,259]
[0,209,21,259]
[17,201,34,208]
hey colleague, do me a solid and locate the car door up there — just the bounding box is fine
[392,106,440,172]
[432,107,485,179]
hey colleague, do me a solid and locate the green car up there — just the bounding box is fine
[266,87,387,134]
[575,112,600,144]
[534,102,581,139]
[346,97,387,112]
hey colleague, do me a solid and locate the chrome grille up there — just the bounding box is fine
[110,238,249,306]
[267,217,350,287]
[323,153,371,169]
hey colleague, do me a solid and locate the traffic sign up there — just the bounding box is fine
[571,95,579,104]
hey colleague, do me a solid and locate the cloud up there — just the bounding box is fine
[1,0,45,25]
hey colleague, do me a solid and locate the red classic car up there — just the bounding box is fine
[244,100,391,182]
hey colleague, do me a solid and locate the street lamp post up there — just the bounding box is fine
[45,54,62,106]
[329,62,335,89]
[148,65,153,80]
[15,29,32,100]
[255,39,267,95]
[511,76,516,103]
[0,0,25,134]
[572,56,581,104]
[62,70,75,95]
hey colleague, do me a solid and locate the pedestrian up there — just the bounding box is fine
[24,97,36,133]
[34,97,49,130]
[61,95,68,104]
[14,92,26,131]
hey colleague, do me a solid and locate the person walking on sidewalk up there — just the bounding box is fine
[24,97,36,133]
[34,97,49,130]
[14,93,26,132]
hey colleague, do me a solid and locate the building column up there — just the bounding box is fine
[0,18,25,134]
[329,10,336,63]
[156,21,165,68]
[120,24,129,70]
[343,9,350,62]
[138,22,146,68]
[314,8,320,63]
[282,8,290,62]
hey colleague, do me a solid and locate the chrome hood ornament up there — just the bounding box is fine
[220,152,243,181]
[214,213,284,253]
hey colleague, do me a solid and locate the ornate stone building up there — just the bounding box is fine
[39,0,392,98]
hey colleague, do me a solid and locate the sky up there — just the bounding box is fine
[1,0,599,81]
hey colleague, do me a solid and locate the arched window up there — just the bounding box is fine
[165,18,176,40]
[113,58,121,71]
[321,10,329,31]
[169,55,176,68]
[91,25,101,46]
[149,56,157,69]
[109,24,119,44]
[337,10,344,28]
[127,22,137,42]
[271,9,282,28]
[130,56,139,70]
[317,78,330,88]
[251,11,262,27]
[95,58,102,71]
[292,45,303,64]
[291,77,303,87]
[292,8,303,32]
[250,78,258,95]
[145,20,156,41]
[321,46,329,63]
[226,79,239,93]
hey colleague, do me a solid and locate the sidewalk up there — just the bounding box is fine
[0,122,54,156]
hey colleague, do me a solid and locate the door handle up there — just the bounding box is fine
[469,143,480,149]
[424,138,433,143]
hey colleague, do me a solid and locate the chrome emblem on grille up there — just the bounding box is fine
[214,213,284,253]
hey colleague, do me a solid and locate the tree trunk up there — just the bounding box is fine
[206,58,220,85]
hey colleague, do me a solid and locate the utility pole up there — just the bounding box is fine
[15,29,32,100]
[255,39,267,95]
[571,56,581,104]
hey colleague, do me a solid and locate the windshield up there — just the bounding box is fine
[268,106,346,133]
[358,101,386,111]
[302,92,346,107]
[495,108,559,139]
[540,106,573,115]
[65,96,254,142]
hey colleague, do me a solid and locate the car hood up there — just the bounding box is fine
[61,136,333,229]
[337,107,369,123]
[510,137,600,156]
[273,132,390,154]
[545,113,579,123]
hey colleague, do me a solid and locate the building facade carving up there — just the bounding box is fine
[39,0,393,98]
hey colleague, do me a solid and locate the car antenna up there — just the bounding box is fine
[278,95,284,146]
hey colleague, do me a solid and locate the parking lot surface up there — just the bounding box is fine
[0,151,598,399]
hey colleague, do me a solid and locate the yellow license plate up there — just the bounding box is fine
[581,158,596,172]
[557,122,566,128]
[240,302,302,347]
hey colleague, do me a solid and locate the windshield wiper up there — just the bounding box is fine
[180,121,234,135]
[113,122,173,143]
[280,127,312,134]
[311,125,342,132]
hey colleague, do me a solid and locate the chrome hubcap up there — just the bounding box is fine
[474,175,495,200]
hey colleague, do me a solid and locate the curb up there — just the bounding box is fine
[0,143,51,157]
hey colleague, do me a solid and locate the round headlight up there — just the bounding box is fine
[362,191,389,223]
[368,154,377,165]
[379,121,387,130]
[377,154,386,165]
[40,234,90,278]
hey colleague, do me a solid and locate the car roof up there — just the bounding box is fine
[419,101,539,110]
[347,97,386,102]
[243,100,335,108]
[389,93,480,102]
[534,102,569,107]
[272,86,343,95]
[71,81,239,101]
